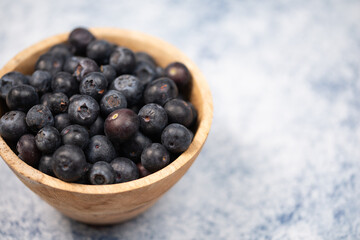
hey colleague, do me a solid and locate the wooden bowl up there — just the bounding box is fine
[0,28,213,225]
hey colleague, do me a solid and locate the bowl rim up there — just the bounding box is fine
[0,27,213,195]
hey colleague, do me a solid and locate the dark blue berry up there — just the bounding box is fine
[75,162,92,184]
[109,47,136,75]
[40,92,52,107]
[35,53,64,75]
[79,72,108,100]
[54,113,71,132]
[164,99,194,127]
[51,71,79,97]
[141,143,170,172]
[68,27,96,56]
[104,108,139,143]
[188,101,198,127]
[100,65,117,84]
[89,161,115,185]
[86,40,113,65]
[144,77,178,106]
[61,124,89,149]
[110,157,139,183]
[6,85,39,112]
[164,62,191,90]
[29,70,52,94]
[134,61,158,86]
[88,116,104,137]
[68,95,100,126]
[138,103,168,136]
[73,58,100,82]
[156,66,164,78]
[69,94,82,103]
[63,56,83,73]
[38,155,55,176]
[48,43,73,59]
[17,134,41,167]
[0,110,28,141]
[136,163,151,178]
[47,92,69,114]
[110,75,144,106]
[100,90,127,116]
[85,135,117,164]
[135,52,157,67]
[161,123,193,153]
[25,104,54,132]
[52,144,87,182]
[35,126,61,153]
[119,131,152,162]
[0,71,29,99]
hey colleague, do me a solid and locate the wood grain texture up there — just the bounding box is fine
[0,28,213,225]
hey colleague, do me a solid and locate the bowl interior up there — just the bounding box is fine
[0,28,213,195]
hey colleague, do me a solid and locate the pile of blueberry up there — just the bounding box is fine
[0,27,197,185]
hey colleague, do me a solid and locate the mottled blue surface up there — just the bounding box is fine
[1,0,360,239]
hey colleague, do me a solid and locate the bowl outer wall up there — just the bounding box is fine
[0,28,213,224]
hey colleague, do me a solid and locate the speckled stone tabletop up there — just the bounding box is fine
[1,1,360,239]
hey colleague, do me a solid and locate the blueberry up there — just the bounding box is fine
[135,52,157,67]
[188,101,198,127]
[38,155,55,176]
[35,126,61,153]
[161,123,193,153]
[40,92,52,107]
[89,161,115,185]
[141,143,170,172]
[104,108,139,142]
[0,110,28,141]
[73,58,100,82]
[88,116,104,137]
[51,71,79,97]
[110,157,139,183]
[100,65,117,84]
[156,66,164,78]
[136,163,151,178]
[69,94,82,103]
[26,104,54,132]
[75,162,92,184]
[68,95,100,126]
[164,62,191,90]
[68,27,96,55]
[138,103,168,136]
[79,72,108,100]
[61,124,89,149]
[29,70,52,94]
[100,90,127,117]
[47,92,69,114]
[63,56,83,73]
[85,135,117,164]
[110,75,144,106]
[120,131,152,162]
[0,71,29,99]
[164,99,194,127]
[134,61,158,86]
[48,43,73,59]
[86,40,113,65]
[6,85,39,111]
[54,113,71,132]
[17,134,41,167]
[35,53,64,75]
[144,77,178,106]
[52,144,87,182]
[109,47,136,75]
